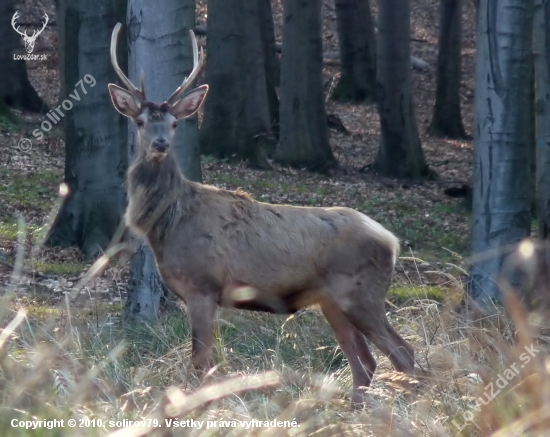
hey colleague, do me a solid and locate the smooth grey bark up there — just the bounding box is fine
[0,0,47,112]
[258,0,280,131]
[331,0,377,103]
[127,0,201,181]
[48,0,126,258]
[124,0,200,321]
[200,0,274,167]
[468,0,533,305]
[429,0,468,139]
[374,0,430,179]
[276,0,337,172]
[125,235,166,322]
[533,0,550,307]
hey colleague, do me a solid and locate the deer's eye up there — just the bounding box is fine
[136,119,144,127]
[172,121,178,129]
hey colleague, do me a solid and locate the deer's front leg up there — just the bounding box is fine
[186,292,217,372]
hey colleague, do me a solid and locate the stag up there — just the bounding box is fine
[108,23,414,406]
[11,11,48,54]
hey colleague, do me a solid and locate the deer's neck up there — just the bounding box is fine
[126,152,194,245]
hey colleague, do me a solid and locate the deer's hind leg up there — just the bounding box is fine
[345,306,414,377]
[319,298,377,407]
[324,271,415,378]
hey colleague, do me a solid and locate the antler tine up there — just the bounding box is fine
[166,30,205,104]
[11,11,26,37]
[110,23,145,101]
[39,13,48,33]
[140,71,146,99]
[31,13,48,38]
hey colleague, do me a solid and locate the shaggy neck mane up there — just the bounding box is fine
[127,151,195,246]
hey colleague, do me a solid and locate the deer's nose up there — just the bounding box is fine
[152,139,168,153]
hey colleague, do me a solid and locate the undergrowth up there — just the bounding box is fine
[0,164,548,436]
[1,258,549,436]
[0,183,548,436]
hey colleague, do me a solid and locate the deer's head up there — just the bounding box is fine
[12,11,48,54]
[108,23,208,162]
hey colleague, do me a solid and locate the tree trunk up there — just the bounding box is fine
[374,0,430,179]
[428,0,468,139]
[124,0,200,322]
[200,0,275,167]
[468,0,533,305]
[258,0,280,131]
[533,0,550,309]
[276,0,337,172]
[48,0,126,258]
[124,237,166,321]
[127,0,201,181]
[0,0,47,112]
[331,0,377,103]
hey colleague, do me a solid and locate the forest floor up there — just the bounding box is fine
[1,0,549,436]
[1,0,475,310]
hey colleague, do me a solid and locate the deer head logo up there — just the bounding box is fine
[11,11,48,54]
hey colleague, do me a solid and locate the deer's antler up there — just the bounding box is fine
[31,13,49,39]
[110,23,146,103]
[11,11,27,37]
[166,30,205,105]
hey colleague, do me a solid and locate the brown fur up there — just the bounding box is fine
[141,102,170,121]
[125,139,414,406]
[108,30,414,402]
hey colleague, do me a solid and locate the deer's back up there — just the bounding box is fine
[153,184,398,301]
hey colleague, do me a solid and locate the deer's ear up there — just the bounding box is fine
[108,84,141,118]
[171,85,209,120]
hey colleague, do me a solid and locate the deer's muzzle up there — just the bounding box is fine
[152,139,168,153]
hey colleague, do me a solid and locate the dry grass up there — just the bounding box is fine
[0,218,549,437]
[2,0,549,435]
